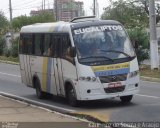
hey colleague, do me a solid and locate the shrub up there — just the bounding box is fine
[0,37,5,55]
[3,47,11,57]
[127,28,149,64]
[11,37,19,57]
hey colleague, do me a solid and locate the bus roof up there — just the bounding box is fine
[20,18,122,33]
[20,21,71,33]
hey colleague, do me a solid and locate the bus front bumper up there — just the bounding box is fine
[76,82,140,101]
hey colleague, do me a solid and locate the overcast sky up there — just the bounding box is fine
[0,0,109,20]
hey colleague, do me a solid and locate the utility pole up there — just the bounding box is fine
[9,0,13,41]
[9,0,12,22]
[44,0,46,10]
[93,0,96,16]
[42,0,43,10]
[149,0,159,69]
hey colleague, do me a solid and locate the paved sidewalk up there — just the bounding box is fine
[0,95,79,122]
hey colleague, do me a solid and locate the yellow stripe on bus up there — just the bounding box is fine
[91,62,129,72]
[48,26,54,32]
[42,57,48,91]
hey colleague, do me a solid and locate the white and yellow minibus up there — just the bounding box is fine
[19,16,139,106]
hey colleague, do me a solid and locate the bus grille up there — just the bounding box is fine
[99,74,127,83]
[104,86,125,93]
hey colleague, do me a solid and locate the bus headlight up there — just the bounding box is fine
[129,71,139,78]
[79,76,97,82]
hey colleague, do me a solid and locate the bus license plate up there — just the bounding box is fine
[108,82,122,88]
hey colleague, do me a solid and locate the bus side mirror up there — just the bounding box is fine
[70,47,76,57]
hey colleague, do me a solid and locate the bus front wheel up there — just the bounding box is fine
[35,79,45,99]
[120,95,133,103]
[67,86,78,107]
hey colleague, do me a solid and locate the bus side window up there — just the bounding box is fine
[34,34,42,56]
[51,35,57,57]
[19,35,24,54]
[43,34,51,56]
[20,34,32,54]
[51,35,62,58]
[62,35,73,62]
[27,34,33,55]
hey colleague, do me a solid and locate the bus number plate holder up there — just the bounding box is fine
[108,82,122,88]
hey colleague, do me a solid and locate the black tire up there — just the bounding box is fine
[67,86,78,107]
[35,79,45,99]
[120,95,133,103]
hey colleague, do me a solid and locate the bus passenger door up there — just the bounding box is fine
[52,35,65,96]
[56,58,65,95]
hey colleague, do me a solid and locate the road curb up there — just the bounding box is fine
[0,92,104,123]
[0,60,19,65]
[0,92,74,114]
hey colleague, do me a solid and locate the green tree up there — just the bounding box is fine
[127,28,149,64]
[0,11,9,34]
[12,15,30,31]
[12,12,55,31]
[101,0,148,28]
[30,11,55,23]
[130,0,160,24]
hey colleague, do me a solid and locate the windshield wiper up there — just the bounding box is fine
[80,56,114,62]
[101,50,132,58]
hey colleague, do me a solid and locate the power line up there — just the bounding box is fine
[13,2,42,9]
[2,0,53,13]
[13,2,53,10]
[12,0,39,8]
[2,0,40,12]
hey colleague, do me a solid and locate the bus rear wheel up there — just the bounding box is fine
[120,95,133,103]
[35,79,45,99]
[67,86,78,107]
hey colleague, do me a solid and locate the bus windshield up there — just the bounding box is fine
[72,25,135,63]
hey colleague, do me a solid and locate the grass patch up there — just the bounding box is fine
[140,65,160,79]
[0,56,19,63]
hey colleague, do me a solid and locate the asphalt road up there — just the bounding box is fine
[0,62,160,123]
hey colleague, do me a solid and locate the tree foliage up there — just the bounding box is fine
[129,0,160,24]
[0,37,6,55]
[0,11,9,34]
[127,28,149,64]
[101,0,148,28]
[12,12,55,31]
[12,15,30,31]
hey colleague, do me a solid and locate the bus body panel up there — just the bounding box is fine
[20,55,78,97]
[19,54,27,84]
[19,54,32,86]
[61,59,77,82]
[29,56,62,95]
